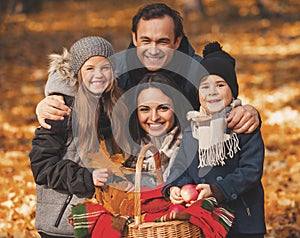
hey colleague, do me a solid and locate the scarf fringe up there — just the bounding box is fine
[202,197,234,232]
[198,133,240,168]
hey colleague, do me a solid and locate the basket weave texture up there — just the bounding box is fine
[124,144,203,238]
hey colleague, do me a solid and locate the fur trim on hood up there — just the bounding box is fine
[45,48,77,97]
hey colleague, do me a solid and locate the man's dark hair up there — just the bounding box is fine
[132,3,184,43]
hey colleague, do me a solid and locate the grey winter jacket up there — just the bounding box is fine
[30,95,95,237]
[29,52,95,237]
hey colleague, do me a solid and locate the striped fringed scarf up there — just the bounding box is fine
[199,197,234,233]
[71,202,105,238]
[152,197,234,238]
[71,202,128,238]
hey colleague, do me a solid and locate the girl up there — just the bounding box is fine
[29,36,128,238]
[163,42,266,238]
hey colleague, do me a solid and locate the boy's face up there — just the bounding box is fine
[132,15,182,71]
[198,75,233,114]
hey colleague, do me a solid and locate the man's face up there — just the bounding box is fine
[132,15,182,71]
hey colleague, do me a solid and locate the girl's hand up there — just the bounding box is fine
[196,184,213,200]
[125,181,135,192]
[169,186,184,204]
[92,168,110,187]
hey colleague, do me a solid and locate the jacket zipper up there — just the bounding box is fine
[55,194,73,227]
[241,196,251,216]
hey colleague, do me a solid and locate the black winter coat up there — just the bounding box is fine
[30,95,95,197]
[29,95,114,236]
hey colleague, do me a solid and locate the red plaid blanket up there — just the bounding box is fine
[71,203,127,238]
[152,198,234,238]
[71,199,234,238]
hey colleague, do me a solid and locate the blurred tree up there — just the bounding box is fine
[0,0,42,33]
[20,0,42,14]
[182,0,207,18]
[0,0,41,15]
[255,0,271,18]
[181,0,300,20]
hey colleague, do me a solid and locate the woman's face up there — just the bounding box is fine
[137,87,175,137]
[80,56,112,94]
[198,75,233,113]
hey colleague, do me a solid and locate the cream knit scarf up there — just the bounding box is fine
[142,126,182,181]
[187,99,241,168]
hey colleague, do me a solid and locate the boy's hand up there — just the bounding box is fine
[169,186,184,204]
[36,95,71,129]
[227,104,259,134]
[195,184,212,200]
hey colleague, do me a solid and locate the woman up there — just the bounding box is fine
[124,72,189,186]
[29,36,128,238]
[83,72,189,238]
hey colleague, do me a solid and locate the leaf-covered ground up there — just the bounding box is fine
[0,0,300,237]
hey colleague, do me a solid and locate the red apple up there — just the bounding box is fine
[168,204,185,213]
[180,184,199,203]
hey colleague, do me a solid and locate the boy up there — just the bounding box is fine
[163,42,266,238]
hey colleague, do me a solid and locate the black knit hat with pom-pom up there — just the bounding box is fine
[200,41,238,98]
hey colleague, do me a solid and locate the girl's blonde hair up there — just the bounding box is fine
[72,63,129,161]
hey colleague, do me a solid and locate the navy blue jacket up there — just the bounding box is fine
[162,126,266,235]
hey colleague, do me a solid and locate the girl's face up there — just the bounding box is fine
[80,56,112,94]
[198,75,233,113]
[137,87,175,137]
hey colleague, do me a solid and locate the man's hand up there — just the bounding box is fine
[227,104,260,134]
[36,95,71,129]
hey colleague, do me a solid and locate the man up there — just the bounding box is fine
[36,3,259,133]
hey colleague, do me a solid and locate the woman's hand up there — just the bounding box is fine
[227,104,259,134]
[169,186,184,204]
[36,95,71,129]
[92,168,111,187]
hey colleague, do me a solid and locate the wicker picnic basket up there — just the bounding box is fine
[124,144,203,238]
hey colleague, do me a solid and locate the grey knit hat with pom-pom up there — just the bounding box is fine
[70,36,114,76]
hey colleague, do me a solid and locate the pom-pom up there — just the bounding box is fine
[202,41,223,57]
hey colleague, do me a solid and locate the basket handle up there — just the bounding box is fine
[133,143,163,226]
